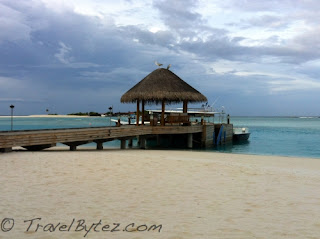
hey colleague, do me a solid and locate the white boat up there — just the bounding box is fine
[233,127,250,141]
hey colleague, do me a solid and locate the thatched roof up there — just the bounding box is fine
[121,68,207,103]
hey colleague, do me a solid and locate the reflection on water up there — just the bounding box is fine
[213,140,251,154]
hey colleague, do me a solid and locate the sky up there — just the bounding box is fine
[0,0,320,116]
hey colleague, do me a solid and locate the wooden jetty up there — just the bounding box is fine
[0,123,233,152]
[0,66,236,152]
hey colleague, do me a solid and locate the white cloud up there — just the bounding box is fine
[268,79,320,92]
[0,98,25,102]
[54,42,73,64]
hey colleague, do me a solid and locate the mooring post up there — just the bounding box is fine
[187,133,193,149]
[120,139,126,149]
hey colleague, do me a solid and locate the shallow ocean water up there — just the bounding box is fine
[214,117,320,158]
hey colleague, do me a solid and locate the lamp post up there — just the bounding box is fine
[108,106,113,126]
[10,104,14,131]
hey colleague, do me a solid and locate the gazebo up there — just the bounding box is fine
[121,68,207,126]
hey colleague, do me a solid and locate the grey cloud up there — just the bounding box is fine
[151,0,314,64]
[0,3,31,42]
[120,25,176,47]
[237,15,290,30]
[0,0,320,116]
[153,0,203,31]
[222,0,298,12]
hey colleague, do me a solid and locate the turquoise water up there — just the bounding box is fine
[0,116,319,158]
[0,117,114,130]
[220,116,320,158]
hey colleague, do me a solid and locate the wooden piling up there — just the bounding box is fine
[96,141,103,150]
[187,133,193,148]
[120,139,126,149]
[128,139,133,148]
[140,136,146,149]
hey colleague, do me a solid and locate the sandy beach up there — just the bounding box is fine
[1,149,320,239]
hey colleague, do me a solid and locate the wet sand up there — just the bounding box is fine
[1,149,320,238]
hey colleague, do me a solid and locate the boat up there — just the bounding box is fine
[233,127,250,141]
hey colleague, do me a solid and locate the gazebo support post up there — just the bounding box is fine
[183,100,188,113]
[142,99,145,125]
[161,100,165,126]
[136,100,140,126]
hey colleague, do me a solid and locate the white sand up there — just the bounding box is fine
[1,149,320,239]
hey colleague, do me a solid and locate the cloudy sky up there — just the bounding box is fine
[0,0,319,116]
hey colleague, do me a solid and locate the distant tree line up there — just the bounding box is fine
[67,110,150,117]
[68,112,101,116]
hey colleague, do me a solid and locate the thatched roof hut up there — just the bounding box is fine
[121,68,207,126]
[121,68,207,103]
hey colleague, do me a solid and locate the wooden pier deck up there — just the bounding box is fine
[0,125,205,152]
